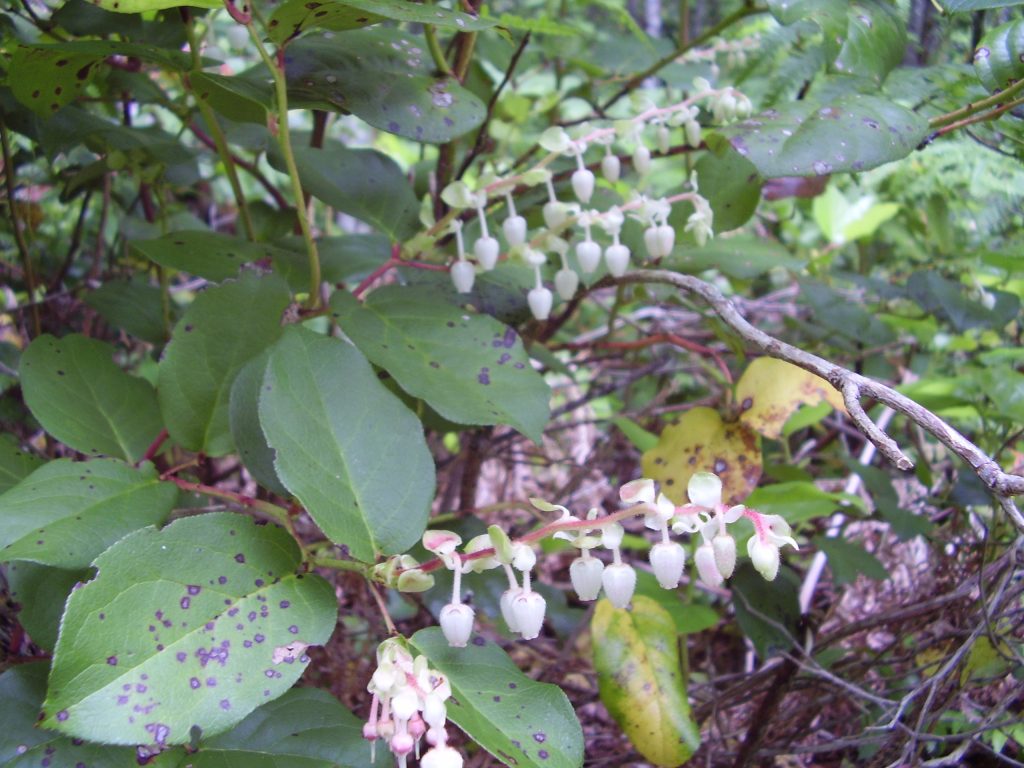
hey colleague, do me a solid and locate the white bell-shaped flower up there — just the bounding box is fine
[633,143,651,175]
[602,153,621,182]
[712,533,737,579]
[656,224,675,256]
[571,168,595,203]
[649,541,686,589]
[503,215,527,246]
[450,261,475,294]
[643,225,663,258]
[554,268,579,300]
[748,537,781,581]
[687,471,723,510]
[685,120,702,148]
[528,286,553,321]
[601,562,636,609]
[543,200,567,230]
[421,745,464,768]
[511,590,546,640]
[474,236,499,270]
[391,731,415,757]
[604,243,631,277]
[439,603,475,648]
[576,239,602,273]
[570,556,605,601]
[657,124,670,154]
[422,693,447,729]
[392,689,419,720]
[500,587,524,632]
[620,477,656,505]
[695,542,724,587]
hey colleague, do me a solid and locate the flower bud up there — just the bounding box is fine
[392,690,419,720]
[391,731,415,756]
[633,144,651,176]
[604,243,631,277]
[363,722,378,741]
[695,543,724,588]
[748,538,780,581]
[425,726,446,747]
[522,247,547,267]
[554,268,579,300]
[439,603,475,648]
[409,714,427,738]
[543,200,567,230]
[503,215,527,246]
[602,153,621,182]
[474,236,499,270]
[601,562,637,609]
[576,240,602,273]
[712,533,737,579]
[685,120,702,148]
[528,286,553,321]
[643,226,662,258]
[657,124,670,154]
[422,693,447,729]
[656,224,675,256]
[571,168,595,203]
[500,587,523,632]
[569,556,604,601]
[650,541,686,589]
[511,590,547,640]
[450,261,475,294]
[421,745,464,768]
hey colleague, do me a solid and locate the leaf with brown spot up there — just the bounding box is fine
[641,407,762,505]
[735,358,846,439]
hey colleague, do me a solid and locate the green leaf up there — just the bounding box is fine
[720,94,928,178]
[694,135,763,232]
[667,235,803,280]
[20,334,163,462]
[833,2,906,85]
[730,562,801,658]
[85,278,171,345]
[131,231,296,283]
[611,416,659,453]
[814,534,888,585]
[271,140,420,241]
[0,435,45,493]
[84,0,218,11]
[280,30,486,143]
[844,462,932,540]
[481,9,578,36]
[267,0,494,43]
[940,0,1024,13]
[228,352,289,497]
[591,596,700,767]
[767,0,849,59]
[409,627,584,768]
[42,512,338,745]
[259,327,435,561]
[744,481,844,526]
[191,72,269,125]
[907,271,1020,332]
[330,287,551,442]
[0,458,177,569]
[190,687,389,768]
[633,570,718,635]
[6,562,87,652]
[158,271,291,457]
[974,19,1024,92]
[0,662,163,767]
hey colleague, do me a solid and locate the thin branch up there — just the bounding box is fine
[609,270,1024,532]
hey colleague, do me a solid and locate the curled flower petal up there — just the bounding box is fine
[687,472,723,509]
[423,531,462,558]
[620,478,656,505]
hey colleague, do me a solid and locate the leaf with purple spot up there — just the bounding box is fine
[42,512,337,746]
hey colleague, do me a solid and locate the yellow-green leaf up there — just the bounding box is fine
[735,357,846,439]
[641,407,762,505]
[591,596,699,767]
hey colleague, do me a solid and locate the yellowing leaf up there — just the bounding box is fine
[735,358,846,439]
[592,597,699,767]
[642,407,762,505]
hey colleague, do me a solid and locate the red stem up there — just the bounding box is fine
[140,428,169,464]
[351,245,448,299]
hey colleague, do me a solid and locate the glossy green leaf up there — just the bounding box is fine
[86,0,218,11]
[158,271,291,457]
[259,327,435,561]
[694,135,763,232]
[667,235,803,279]
[939,0,1024,12]
[20,334,163,462]
[0,458,177,569]
[42,513,338,746]
[131,231,296,283]
[974,19,1024,93]
[0,663,163,768]
[0,435,45,494]
[814,534,888,585]
[721,94,928,178]
[730,562,801,657]
[6,561,87,651]
[591,596,700,767]
[191,72,269,125]
[633,571,718,635]
[907,271,1021,332]
[409,627,584,768]
[228,352,288,497]
[744,481,844,526]
[267,0,493,43]
[85,278,171,344]
[190,687,389,768]
[270,140,420,241]
[833,2,906,85]
[281,30,486,143]
[767,0,849,59]
[330,287,550,442]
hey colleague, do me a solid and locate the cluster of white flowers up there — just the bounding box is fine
[413,471,797,650]
[435,81,761,320]
[363,639,462,768]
